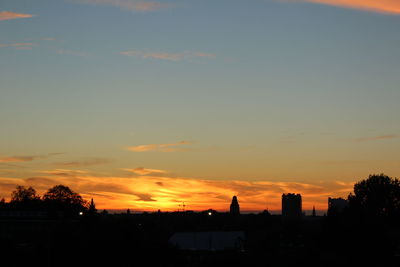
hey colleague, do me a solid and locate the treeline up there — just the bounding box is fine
[0,184,96,217]
[328,173,400,223]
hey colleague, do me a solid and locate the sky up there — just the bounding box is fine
[1,0,400,213]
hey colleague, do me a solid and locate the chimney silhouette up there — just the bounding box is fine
[230,196,240,215]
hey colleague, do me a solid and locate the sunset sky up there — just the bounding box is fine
[1,0,399,213]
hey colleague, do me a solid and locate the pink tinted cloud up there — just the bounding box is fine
[77,0,169,12]
[193,52,216,58]
[0,43,34,50]
[0,11,34,21]
[287,0,400,14]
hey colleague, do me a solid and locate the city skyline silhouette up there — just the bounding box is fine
[1,1,400,265]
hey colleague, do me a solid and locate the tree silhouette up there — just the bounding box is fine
[101,209,108,215]
[10,185,41,210]
[43,185,87,216]
[11,186,40,203]
[0,198,5,210]
[43,185,84,203]
[348,174,400,219]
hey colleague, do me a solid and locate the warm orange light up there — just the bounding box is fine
[0,174,353,212]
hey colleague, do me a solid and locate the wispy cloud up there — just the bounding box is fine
[354,134,398,142]
[56,158,112,167]
[0,11,34,21]
[122,167,167,175]
[119,50,216,61]
[0,156,37,163]
[286,0,400,15]
[127,141,191,152]
[0,43,35,50]
[0,38,58,50]
[0,169,16,175]
[57,49,88,57]
[76,0,169,12]
[320,160,367,165]
[41,37,57,41]
[40,169,89,177]
[0,153,63,163]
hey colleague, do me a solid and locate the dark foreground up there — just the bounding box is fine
[1,212,400,267]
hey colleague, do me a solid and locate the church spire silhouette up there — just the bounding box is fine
[88,198,97,215]
[230,196,240,215]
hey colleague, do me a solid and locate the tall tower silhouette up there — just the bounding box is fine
[230,196,240,215]
[282,193,302,219]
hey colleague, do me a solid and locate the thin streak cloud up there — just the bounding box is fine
[123,167,167,175]
[0,153,63,163]
[287,0,400,14]
[41,37,57,41]
[354,134,398,142]
[0,156,37,163]
[0,11,34,21]
[119,50,216,61]
[56,158,112,167]
[40,169,89,177]
[0,43,34,50]
[76,0,169,12]
[127,141,191,152]
[57,49,89,57]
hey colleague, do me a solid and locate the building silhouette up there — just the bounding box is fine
[328,197,348,215]
[282,193,302,219]
[230,196,240,215]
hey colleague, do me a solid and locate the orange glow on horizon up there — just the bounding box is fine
[0,172,353,212]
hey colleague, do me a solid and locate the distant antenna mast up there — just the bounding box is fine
[178,202,186,212]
